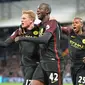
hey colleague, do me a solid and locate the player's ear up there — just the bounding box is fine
[30,20,32,23]
[81,23,83,28]
[30,20,33,25]
[46,9,50,14]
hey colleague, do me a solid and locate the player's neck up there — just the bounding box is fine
[77,29,83,35]
[42,15,50,24]
[27,27,32,30]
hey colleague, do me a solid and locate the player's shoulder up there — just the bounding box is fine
[49,19,57,22]
[49,16,58,22]
[48,19,59,25]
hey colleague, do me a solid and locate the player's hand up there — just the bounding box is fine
[15,37,20,42]
[83,57,85,63]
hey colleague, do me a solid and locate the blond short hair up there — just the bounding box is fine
[22,10,36,21]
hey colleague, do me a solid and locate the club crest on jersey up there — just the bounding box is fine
[33,31,39,35]
[46,25,50,30]
[82,39,85,44]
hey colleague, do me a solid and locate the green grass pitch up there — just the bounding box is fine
[0,83,72,85]
[0,83,22,85]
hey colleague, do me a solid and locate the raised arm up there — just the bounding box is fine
[0,29,19,47]
[61,26,72,35]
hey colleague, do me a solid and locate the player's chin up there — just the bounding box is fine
[73,29,77,33]
[22,25,27,28]
[37,15,42,20]
[74,30,78,33]
[38,16,41,20]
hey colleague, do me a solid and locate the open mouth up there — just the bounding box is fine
[73,27,76,31]
[37,12,41,17]
[21,23,24,25]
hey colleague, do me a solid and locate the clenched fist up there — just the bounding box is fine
[15,37,20,42]
[83,57,85,63]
